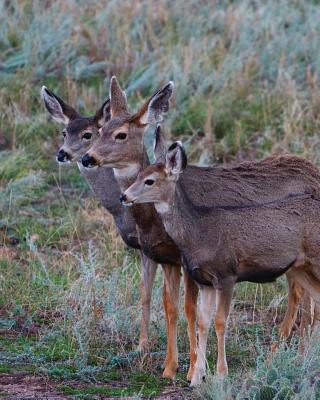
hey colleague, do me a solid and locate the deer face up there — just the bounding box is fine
[121,128,187,211]
[82,76,174,175]
[41,86,110,163]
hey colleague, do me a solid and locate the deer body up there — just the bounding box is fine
[153,184,320,386]
[158,190,307,286]
[123,131,320,385]
[41,87,158,354]
[82,77,317,383]
[83,78,199,380]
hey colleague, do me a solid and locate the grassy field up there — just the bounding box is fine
[1,0,320,398]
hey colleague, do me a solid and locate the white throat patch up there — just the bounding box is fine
[113,164,140,180]
[155,202,169,214]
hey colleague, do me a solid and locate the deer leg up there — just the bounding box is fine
[312,302,320,333]
[298,292,314,354]
[138,251,158,352]
[215,284,234,376]
[161,264,181,379]
[279,275,305,340]
[286,268,320,350]
[183,270,199,382]
[190,286,216,387]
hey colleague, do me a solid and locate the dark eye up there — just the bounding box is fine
[115,132,127,141]
[145,179,155,186]
[82,132,92,140]
[62,132,66,138]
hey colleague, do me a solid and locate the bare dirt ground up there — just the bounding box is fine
[0,372,190,399]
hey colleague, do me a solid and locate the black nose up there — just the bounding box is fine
[119,194,127,204]
[56,149,70,162]
[82,153,96,168]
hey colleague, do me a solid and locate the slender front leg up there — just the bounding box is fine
[183,270,199,382]
[312,302,320,333]
[215,284,234,376]
[298,292,314,354]
[162,264,181,379]
[190,286,216,387]
[279,274,305,339]
[138,251,158,352]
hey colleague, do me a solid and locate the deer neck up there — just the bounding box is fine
[77,161,122,215]
[156,180,189,243]
[113,146,150,192]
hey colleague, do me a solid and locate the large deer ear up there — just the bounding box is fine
[109,76,128,117]
[41,86,79,125]
[132,81,174,126]
[94,99,111,127]
[153,124,167,163]
[165,141,187,180]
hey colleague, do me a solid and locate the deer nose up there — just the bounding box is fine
[82,153,96,168]
[56,149,70,162]
[119,194,127,204]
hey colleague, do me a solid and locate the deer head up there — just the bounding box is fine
[81,76,174,175]
[120,125,187,210]
[41,86,110,163]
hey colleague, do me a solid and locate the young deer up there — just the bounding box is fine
[122,134,320,385]
[41,86,158,354]
[82,78,199,380]
[82,78,315,381]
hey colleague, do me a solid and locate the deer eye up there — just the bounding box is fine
[115,132,127,141]
[82,132,92,140]
[62,132,66,138]
[144,179,155,186]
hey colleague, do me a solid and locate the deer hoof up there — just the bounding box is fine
[190,369,205,387]
[187,366,195,382]
[162,362,178,379]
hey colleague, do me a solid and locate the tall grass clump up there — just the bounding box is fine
[197,333,320,399]
[60,241,165,368]
[0,150,46,216]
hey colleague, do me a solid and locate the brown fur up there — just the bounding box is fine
[124,135,320,385]
[84,77,198,380]
[41,87,159,355]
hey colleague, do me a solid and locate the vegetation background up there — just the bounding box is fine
[1,0,320,398]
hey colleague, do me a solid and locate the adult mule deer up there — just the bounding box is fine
[121,127,320,386]
[82,78,316,382]
[41,87,158,356]
[82,77,199,380]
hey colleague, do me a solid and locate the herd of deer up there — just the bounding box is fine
[41,77,320,387]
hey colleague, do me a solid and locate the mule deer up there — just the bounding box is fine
[82,77,199,380]
[40,87,158,355]
[82,78,316,382]
[122,127,320,385]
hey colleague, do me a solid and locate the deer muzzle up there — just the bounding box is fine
[56,149,71,163]
[82,153,97,168]
[119,193,134,206]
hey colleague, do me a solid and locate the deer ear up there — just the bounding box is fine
[165,141,187,179]
[154,124,167,163]
[41,86,79,125]
[109,76,128,117]
[132,81,174,126]
[94,99,111,127]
